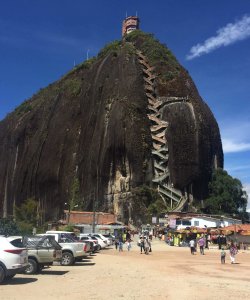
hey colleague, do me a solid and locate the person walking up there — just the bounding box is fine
[198,236,205,255]
[229,242,238,264]
[144,237,150,255]
[126,239,131,251]
[118,235,123,252]
[221,247,226,264]
[205,233,211,249]
[189,239,195,255]
[139,236,145,254]
[115,237,119,250]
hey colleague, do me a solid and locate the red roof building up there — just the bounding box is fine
[64,210,116,225]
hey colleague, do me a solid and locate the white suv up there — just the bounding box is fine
[0,236,28,283]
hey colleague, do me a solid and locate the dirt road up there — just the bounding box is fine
[1,237,250,300]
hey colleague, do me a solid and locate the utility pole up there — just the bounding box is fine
[92,165,99,233]
[65,202,71,224]
[92,189,96,233]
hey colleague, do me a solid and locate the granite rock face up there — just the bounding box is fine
[0,32,223,222]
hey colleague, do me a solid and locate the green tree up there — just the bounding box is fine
[148,198,168,215]
[203,168,248,218]
[69,177,83,210]
[0,218,20,236]
[128,186,163,225]
[14,198,40,234]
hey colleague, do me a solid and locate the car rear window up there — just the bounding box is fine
[10,239,24,248]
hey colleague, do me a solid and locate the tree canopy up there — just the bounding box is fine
[203,168,248,218]
[14,198,40,234]
[0,218,19,236]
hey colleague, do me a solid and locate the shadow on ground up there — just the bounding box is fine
[40,270,69,275]
[2,277,38,285]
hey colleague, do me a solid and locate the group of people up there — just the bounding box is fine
[138,235,152,254]
[189,235,239,264]
[115,232,132,252]
[189,235,206,255]
[221,242,238,264]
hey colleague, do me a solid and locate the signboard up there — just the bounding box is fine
[152,217,157,224]
[169,218,176,229]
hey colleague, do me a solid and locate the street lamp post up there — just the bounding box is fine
[64,203,70,224]
[170,183,173,209]
[65,203,78,224]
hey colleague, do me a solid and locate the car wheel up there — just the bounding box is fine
[0,265,5,283]
[97,245,101,251]
[25,258,38,274]
[61,252,74,266]
[37,264,44,272]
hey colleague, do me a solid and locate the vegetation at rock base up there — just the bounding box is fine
[68,177,83,210]
[0,218,20,236]
[128,186,163,224]
[59,224,75,232]
[14,198,43,234]
[202,168,248,221]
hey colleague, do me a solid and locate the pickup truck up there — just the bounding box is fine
[7,235,62,274]
[43,231,89,265]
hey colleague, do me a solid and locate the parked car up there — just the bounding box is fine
[80,233,108,249]
[6,235,61,275]
[91,233,111,246]
[79,236,101,252]
[44,231,89,265]
[0,236,28,283]
[102,234,115,245]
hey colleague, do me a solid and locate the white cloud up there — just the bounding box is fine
[187,15,250,60]
[220,120,250,153]
[227,164,250,172]
[222,138,250,153]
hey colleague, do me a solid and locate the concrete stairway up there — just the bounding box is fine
[136,49,189,211]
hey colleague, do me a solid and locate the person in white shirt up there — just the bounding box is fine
[189,239,195,255]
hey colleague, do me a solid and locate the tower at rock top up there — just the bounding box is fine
[122,16,140,36]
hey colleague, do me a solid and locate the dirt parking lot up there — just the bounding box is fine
[1,237,250,300]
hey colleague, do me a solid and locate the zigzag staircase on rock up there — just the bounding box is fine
[136,49,189,211]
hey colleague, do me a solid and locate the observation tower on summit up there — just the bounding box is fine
[122,16,140,36]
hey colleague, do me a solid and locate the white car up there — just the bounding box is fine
[79,236,101,252]
[0,236,28,283]
[80,234,108,249]
[90,233,111,246]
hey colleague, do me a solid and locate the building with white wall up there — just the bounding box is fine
[167,212,242,229]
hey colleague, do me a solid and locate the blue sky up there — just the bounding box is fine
[0,0,250,209]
